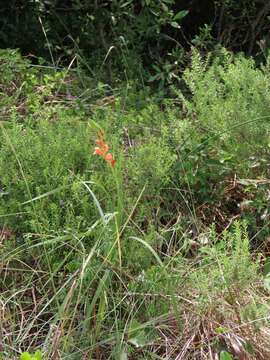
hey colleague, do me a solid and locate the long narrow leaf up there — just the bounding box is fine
[129,236,164,267]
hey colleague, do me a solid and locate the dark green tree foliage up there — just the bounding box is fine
[213,0,270,55]
[0,0,270,78]
[0,0,42,54]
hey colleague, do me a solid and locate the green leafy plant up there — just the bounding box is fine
[219,351,233,360]
[20,351,42,360]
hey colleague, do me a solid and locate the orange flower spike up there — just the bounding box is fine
[95,144,108,156]
[94,137,107,155]
[94,132,116,167]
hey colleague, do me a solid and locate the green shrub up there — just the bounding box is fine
[188,222,259,309]
[20,351,42,360]
[180,48,270,166]
[0,119,94,234]
[169,48,270,217]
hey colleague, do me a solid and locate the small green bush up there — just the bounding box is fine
[179,48,270,168]
[20,351,42,360]
[188,222,259,309]
[0,119,94,234]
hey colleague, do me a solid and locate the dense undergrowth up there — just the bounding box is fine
[1,48,270,359]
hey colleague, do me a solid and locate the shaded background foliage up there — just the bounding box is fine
[1,0,270,81]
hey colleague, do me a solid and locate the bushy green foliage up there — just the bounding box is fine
[0,119,94,233]
[172,48,270,209]
[182,48,270,150]
[20,351,42,360]
[189,222,259,308]
[128,139,175,195]
[0,49,73,121]
[1,47,270,256]
[1,49,270,359]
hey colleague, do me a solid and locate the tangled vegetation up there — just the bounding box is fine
[2,0,270,86]
[0,44,270,359]
[1,2,270,359]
